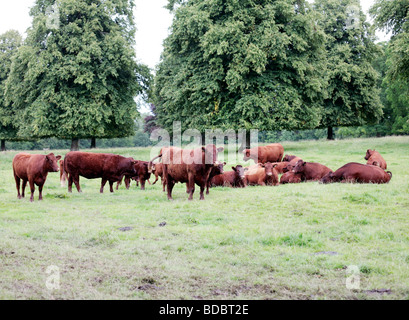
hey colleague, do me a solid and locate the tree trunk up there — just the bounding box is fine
[1,139,5,152]
[71,138,80,151]
[238,130,252,152]
[201,132,206,146]
[327,127,334,140]
[90,137,96,149]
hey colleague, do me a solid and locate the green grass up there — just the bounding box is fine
[0,136,409,300]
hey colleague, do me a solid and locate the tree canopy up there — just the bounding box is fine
[5,0,151,146]
[153,0,327,134]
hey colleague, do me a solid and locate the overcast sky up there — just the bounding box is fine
[0,0,390,72]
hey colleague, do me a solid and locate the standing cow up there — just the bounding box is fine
[243,143,284,164]
[116,160,151,191]
[365,149,387,170]
[64,152,137,193]
[13,153,61,202]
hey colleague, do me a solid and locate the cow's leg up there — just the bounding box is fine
[188,174,195,200]
[14,173,21,199]
[73,175,81,193]
[125,177,130,190]
[116,177,122,190]
[100,179,107,193]
[206,180,211,195]
[140,179,146,190]
[38,183,44,201]
[109,181,114,193]
[29,179,35,202]
[22,180,27,198]
[152,175,158,185]
[68,174,73,193]
[162,177,166,192]
[199,183,205,200]
[167,179,175,200]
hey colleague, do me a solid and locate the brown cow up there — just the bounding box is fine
[243,143,284,164]
[365,149,387,170]
[204,161,226,194]
[210,165,247,188]
[64,152,138,193]
[13,153,61,202]
[150,145,224,200]
[244,162,279,186]
[320,162,392,184]
[151,162,165,190]
[293,160,332,181]
[280,171,302,184]
[282,155,302,163]
[116,161,151,191]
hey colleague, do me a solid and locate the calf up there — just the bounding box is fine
[280,171,302,184]
[365,149,387,170]
[150,162,166,191]
[117,161,152,191]
[13,152,61,202]
[293,160,332,181]
[243,143,284,164]
[59,159,67,187]
[64,152,137,193]
[210,165,247,189]
[244,162,279,186]
[320,162,392,184]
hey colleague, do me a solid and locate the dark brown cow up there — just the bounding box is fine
[59,159,67,187]
[282,156,303,173]
[150,145,224,200]
[244,162,279,186]
[13,152,61,202]
[280,171,302,184]
[210,165,247,188]
[243,143,284,164]
[293,160,332,181]
[282,155,302,163]
[204,161,226,194]
[320,162,392,184]
[64,152,138,193]
[116,161,152,191]
[365,149,387,170]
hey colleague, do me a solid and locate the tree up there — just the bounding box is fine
[313,0,383,140]
[153,0,327,147]
[0,30,22,151]
[5,0,151,151]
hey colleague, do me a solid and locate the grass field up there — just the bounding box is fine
[0,136,408,300]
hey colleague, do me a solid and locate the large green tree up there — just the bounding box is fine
[153,0,327,144]
[0,30,22,151]
[5,0,151,150]
[313,0,383,140]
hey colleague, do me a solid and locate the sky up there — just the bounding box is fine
[0,0,390,72]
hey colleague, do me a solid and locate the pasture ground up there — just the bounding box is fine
[0,136,408,300]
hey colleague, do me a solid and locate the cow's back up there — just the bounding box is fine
[64,152,109,178]
[259,144,284,163]
[13,153,46,179]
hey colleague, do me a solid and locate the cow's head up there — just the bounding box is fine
[320,172,334,184]
[258,162,277,177]
[293,160,306,174]
[45,153,62,172]
[124,158,139,175]
[213,161,226,175]
[243,149,251,161]
[283,154,295,162]
[364,149,374,160]
[232,165,246,180]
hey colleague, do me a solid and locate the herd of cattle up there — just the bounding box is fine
[11,143,392,202]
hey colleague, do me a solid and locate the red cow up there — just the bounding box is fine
[320,162,392,184]
[210,165,247,188]
[280,171,302,184]
[204,161,226,194]
[282,155,302,163]
[365,149,387,170]
[243,143,284,164]
[117,161,152,191]
[244,162,279,186]
[150,145,224,200]
[270,162,289,174]
[12,152,61,202]
[293,160,332,181]
[64,152,138,193]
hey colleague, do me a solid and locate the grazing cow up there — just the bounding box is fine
[59,159,67,187]
[243,143,284,164]
[320,163,392,184]
[150,145,224,200]
[293,160,332,181]
[280,171,302,184]
[365,149,387,170]
[12,153,61,202]
[244,162,279,186]
[64,152,138,193]
[117,161,152,191]
[210,165,246,189]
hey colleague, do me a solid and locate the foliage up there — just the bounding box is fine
[153,0,327,134]
[5,0,151,140]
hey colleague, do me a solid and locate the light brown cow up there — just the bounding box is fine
[244,162,279,186]
[243,143,284,164]
[365,149,387,170]
[13,153,61,202]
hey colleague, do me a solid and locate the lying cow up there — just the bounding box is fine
[365,149,387,170]
[13,152,61,202]
[320,162,392,184]
[64,152,137,193]
[243,143,284,164]
[210,165,247,189]
[280,171,302,184]
[293,160,332,181]
[282,155,302,163]
[150,145,224,200]
[244,162,279,186]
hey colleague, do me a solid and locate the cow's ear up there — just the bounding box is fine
[217,147,224,153]
[303,162,306,166]
[202,146,206,152]
[56,155,62,161]
[273,164,277,168]
[232,166,237,171]
[258,163,264,167]
[132,160,139,165]
[223,162,226,165]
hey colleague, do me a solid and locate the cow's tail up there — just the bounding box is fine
[60,159,67,187]
[148,153,163,173]
[387,171,392,180]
